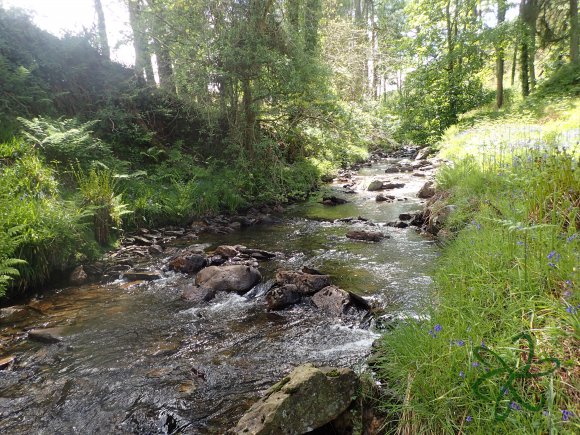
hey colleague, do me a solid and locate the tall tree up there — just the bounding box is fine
[572,0,579,63]
[496,0,507,108]
[128,0,155,85]
[94,0,110,59]
[519,0,539,96]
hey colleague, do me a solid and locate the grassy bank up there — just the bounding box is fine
[374,99,579,433]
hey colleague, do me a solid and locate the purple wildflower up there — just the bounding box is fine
[566,306,578,314]
[510,402,522,411]
[466,415,473,423]
[566,233,577,242]
[516,241,525,246]
[562,410,574,421]
[481,340,486,348]
[459,370,465,378]
[547,251,561,262]
[429,330,436,338]
[434,324,442,332]
[457,340,465,347]
[472,361,480,367]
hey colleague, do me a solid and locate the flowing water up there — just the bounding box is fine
[0,157,438,434]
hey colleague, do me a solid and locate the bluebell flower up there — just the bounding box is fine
[510,402,522,411]
[472,361,480,367]
[547,251,561,262]
[457,340,465,347]
[429,330,436,338]
[566,233,577,242]
[466,415,473,423]
[434,324,442,332]
[566,306,578,314]
[562,409,574,421]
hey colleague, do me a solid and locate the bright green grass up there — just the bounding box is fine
[374,102,579,434]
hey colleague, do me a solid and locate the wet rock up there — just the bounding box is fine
[321,174,335,183]
[0,355,15,370]
[346,230,387,242]
[168,253,207,274]
[239,248,277,260]
[384,165,401,173]
[415,147,435,161]
[409,212,426,227]
[398,213,413,221]
[181,285,216,303]
[275,271,331,295]
[214,245,239,258]
[387,221,409,229]
[382,182,405,190]
[367,180,384,191]
[208,255,228,266]
[266,285,302,310]
[28,327,66,343]
[232,364,359,435]
[413,172,426,177]
[301,266,323,275]
[0,305,33,324]
[229,221,242,231]
[123,270,162,281]
[375,194,394,202]
[312,286,371,316]
[196,265,261,293]
[69,265,88,285]
[148,244,164,255]
[417,181,436,199]
[321,196,348,206]
[132,235,154,245]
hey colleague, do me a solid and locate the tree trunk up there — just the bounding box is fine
[496,0,507,108]
[128,0,155,85]
[572,0,579,63]
[519,0,538,93]
[304,0,321,53]
[241,78,255,154]
[94,0,110,60]
[354,0,362,22]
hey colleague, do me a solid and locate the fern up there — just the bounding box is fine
[0,257,27,297]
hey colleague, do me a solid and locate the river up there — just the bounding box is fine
[0,154,438,434]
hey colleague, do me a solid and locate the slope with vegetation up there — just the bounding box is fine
[374,68,580,433]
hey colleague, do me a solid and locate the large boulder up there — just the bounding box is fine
[232,364,359,435]
[312,286,371,316]
[275,271,331,295]
[196,265,261,293]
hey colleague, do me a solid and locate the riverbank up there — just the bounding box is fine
[373,99,579,433]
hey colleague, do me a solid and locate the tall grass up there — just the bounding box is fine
[375,119,579,433]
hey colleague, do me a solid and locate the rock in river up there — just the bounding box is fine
[275,270,331,295]
[312,285,371,316]
[346,230,387,242]
[181,285,217,303]
[28,327,66,343]
[196,265,261,293]
[367,180,384,191]
[265,284,302,310]
[417,181,436,199]
[232,364,359,435]
[168,253,207,274]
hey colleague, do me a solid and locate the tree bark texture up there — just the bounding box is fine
[94,0,110,59]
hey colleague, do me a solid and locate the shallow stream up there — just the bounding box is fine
[0,157,438,433]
